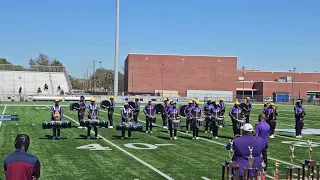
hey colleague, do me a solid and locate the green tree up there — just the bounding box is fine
[29,53,64,71]
[0,58,11,64]
[69,75,82,89]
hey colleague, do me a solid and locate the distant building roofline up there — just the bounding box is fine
[127,53,237,58]
[237,70,320,74]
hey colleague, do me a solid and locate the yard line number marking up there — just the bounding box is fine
[124,143,174,150]
[76,144,112,151]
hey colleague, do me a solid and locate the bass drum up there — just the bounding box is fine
[179,105,187,117]
[100,100,110,109]
[128,101,136,109]
[69,102,80,111]
[155,104,165,114]
[69,102,79,111]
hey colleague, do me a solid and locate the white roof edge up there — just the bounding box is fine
[257,81,320,84]
[237,70,320,74]
[128,53,237,58]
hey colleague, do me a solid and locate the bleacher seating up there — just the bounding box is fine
[0,71,70,95]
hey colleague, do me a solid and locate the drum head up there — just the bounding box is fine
[128,101,136,109]
[100,100,110,109]
[155,104,164,114]
[179,105,187,117]
[73,103,80,110]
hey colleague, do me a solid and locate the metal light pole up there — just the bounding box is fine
[242,66,245,99]
[92,60,96,91]
[130,65,135,93]
[113,0,120,96]
[290,68,296,104]
[99,61,102,69]
[99,61,102,89]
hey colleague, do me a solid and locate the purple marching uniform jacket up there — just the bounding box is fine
[109,100,115,109]
[121,108,133,121]
[229,107,242,120]
[266,107,277,120]
[184,105,194,119]
[219,102,226,111]
[294,106,305,120]
[203,104,213,116]
[87,104,99,117]
[211,106,221,119]
[255,121,270,148]
[226,134,264,176]
[144,104,156,117]
[79,100,86,111]
[191,106,202,119]
[51,105,63,119]
[168,108,179,120]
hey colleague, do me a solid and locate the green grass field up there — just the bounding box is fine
[0,103,319,180]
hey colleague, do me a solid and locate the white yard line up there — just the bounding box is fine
[0,105,7,127]
[61,112,174,180]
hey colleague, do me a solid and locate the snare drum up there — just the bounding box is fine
[196,119,204,128]
[236,119,246,129]
[214,116,225,127]
[171,120,181,129]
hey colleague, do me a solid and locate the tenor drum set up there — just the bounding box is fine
[42,120,72,129]
[79,119,108,128]
[116,121,143,131]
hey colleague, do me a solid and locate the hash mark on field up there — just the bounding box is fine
[154,144,175,146]
[60,113,174,180]
[201,177,211,180]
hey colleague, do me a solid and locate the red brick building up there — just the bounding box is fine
[124,53,320,101]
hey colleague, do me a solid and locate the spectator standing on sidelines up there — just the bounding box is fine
[4,134,41,180]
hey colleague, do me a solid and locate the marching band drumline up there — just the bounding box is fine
[45,97,308,142]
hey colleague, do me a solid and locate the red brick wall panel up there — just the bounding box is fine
[261,82,320,97]
[125,54,238,95]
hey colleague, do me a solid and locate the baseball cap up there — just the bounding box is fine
[241,123,254,132]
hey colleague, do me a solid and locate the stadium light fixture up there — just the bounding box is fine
[290,68,296,104]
